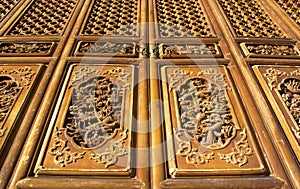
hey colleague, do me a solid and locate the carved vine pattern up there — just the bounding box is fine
[77,42,136,56]
[89,129,128,168]
[0,67,35,137]
[218,129,254,167]
[48,67,131,167]
[263,68,300,139]
[159,44,218,58]
[245,44,300,56]
[0,42,53,54]
[48,127,86,167]
[169,68,253,166]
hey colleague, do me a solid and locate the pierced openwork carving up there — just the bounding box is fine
[75,42,137,57]
[0,0,20,22]
[275,0,300,26]
[168,68,254,167]
[82,0,138,36]
[0,42,55,55]
[6,0,77,35]
[156,0,215,37]
[45,66,133,170]
[217,0,285,38]
[241,43,300,58]
[159,43,220,58]
[263,68,300,140]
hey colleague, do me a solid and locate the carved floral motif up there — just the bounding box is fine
[48,127,86,167]
[0,42,54,54]
[89,129,128,168]
[263,68,300,139]
[48,66,131,168]
[219,129,254,167]
[76,42,137,57]
[169,68,253,166]
[0,67,36,138]
[159,44,219,58]
[242,44,300,57]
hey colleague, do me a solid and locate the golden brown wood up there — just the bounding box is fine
[0,0,299,188]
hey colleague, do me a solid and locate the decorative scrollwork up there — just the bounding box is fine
[48,127,86,167]
[263,68,300,139]
[89,129,128,168]
[169,68,253,167]
[0,75,21,128]
[218,129,254,167]
[159,44,219,58]
[263,68,287,90]
[0,42,54,54]
[76,42,137,57]
[242,44,300,57]
[66,67,131,149]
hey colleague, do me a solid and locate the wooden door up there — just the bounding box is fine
[0,0,299,188]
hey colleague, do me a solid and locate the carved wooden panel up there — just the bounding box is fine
[274,0,300,26]
[154,0,215,38]
[0,0,21,22]
[73,41,138,57]
[240,43,300,58]
[80,0,139,36]
[158,43,222,59]
[5,0,78,36]
[0,42,56,56]
[217,0,286,38]
[161,65,266,177]
[34,64,135,176]
[253,65,300,160]
[0,64,44,158]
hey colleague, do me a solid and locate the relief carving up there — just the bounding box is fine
[0,42,54,55]
[159,44,219,58]
[76,42,137,57]
[263,68,300,139]
[219,129,254,167]
[0,67,36,138]
[156,0,215,37]
[218,0,285,38]
[82,0,137,36]
[7,0,77,35]
[48,67,131,168]
[241,43,300,57]
[169,68,253,166]
[48,127,86,167]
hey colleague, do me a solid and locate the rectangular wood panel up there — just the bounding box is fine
[253,65,300,160]
[161,65,266,177]
[34,63,136,177]
[0,64,44,161]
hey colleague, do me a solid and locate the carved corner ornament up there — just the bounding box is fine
[168,68,254,167]
[48,127,86,167]
[263,68,300,140]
